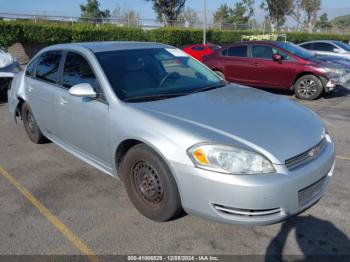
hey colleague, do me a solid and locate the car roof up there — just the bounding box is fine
[42,41,174,53]
[300,40,340,45]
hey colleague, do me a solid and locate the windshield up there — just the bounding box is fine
[334,41,350,52]
[95,48,224,102]
[274,42,314,59]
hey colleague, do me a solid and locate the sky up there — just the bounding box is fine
[1,0,350,24]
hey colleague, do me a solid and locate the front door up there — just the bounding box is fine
[53,51,110,168]
[248,44,299,89]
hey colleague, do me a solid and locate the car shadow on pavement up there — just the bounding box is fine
[0,91,8,104]
[323,86,350,99]
[265,215,350,262]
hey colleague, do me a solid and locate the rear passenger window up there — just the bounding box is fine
[300,43,313,50]
[221,49,228,56]
[62,52,98,90]
[228,46,247,57]
[35,51,63,84]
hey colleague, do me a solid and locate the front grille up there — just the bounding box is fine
[213,204,282,218]
[298,175,328,208]
[285,137,327,170]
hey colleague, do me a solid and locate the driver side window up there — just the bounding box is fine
[62,53,96,88]
[62,52,105,101]
[251,45,274,60]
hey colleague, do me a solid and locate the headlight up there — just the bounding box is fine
[187,143,275,175]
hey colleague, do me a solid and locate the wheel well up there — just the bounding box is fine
[115,139,143,173]
[291,72,322,90]
[16,97,25,117]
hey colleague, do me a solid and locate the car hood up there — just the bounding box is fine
[132,85,326,164]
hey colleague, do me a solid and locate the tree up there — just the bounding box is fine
[316,12,331,31]
[213,1,255,29]
[80,0,110,23]
[231,0,255,26]
[289,0,304,31]
[260,0,294,32]
[178,7,199,27]
[301,0,321,33]
[332,14,350,31]
[111,4,139,27]
[145,0,186,26]
[213,4,231,26]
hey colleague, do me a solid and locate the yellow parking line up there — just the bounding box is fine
[0,165,99,262]
[336,155,350,161]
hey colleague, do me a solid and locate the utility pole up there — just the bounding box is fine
[203,0,206,44]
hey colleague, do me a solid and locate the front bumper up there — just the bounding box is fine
[172,140,335,226]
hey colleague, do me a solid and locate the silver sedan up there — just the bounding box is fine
[8,42,335,225]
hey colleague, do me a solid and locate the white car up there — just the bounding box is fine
[299,40,350,59]
[0,48,20,94]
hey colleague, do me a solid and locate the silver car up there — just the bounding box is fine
[299,40,350,59]
[8,42,335,225]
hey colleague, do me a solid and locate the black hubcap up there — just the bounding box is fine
[132,161,163,206]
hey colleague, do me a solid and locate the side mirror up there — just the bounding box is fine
[333,48,342,53]
[272,54,282,62]
[68,83,97,98]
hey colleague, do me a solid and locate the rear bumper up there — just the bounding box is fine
[172,140,335,226]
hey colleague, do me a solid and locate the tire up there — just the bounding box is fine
[21,102,48,144]
[214,70,225,80]
[121,144,183,222]
[294,75,323,100]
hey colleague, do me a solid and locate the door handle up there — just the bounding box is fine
[27,85,34,92]
[250,62,259,67]
[58,97,68,106]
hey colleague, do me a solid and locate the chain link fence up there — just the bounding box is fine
[0,12,349,34]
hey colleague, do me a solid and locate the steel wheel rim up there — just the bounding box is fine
[26,111,36,133]
[132,161,163,206]
[298,79,318,98]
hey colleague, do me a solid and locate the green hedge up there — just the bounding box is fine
[1,20,349,48]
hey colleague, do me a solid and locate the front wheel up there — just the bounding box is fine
[121,144,183,222]
[294,75,323,100]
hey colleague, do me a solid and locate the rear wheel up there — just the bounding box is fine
[214,70,225,80]
[294,75,323,100]
[121,144,183,221]
[21,102,48,144]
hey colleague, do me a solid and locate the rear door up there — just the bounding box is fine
[53,51,110,167]
[26,50,63,135]
[221,45,252,84]
[248,44,299,89]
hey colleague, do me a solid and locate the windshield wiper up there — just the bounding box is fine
[123,82,227,102]
[190,82,227,95]
[123,93,187,102]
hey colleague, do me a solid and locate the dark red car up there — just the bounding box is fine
[203,41,341,100]
[182,44,221,62]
